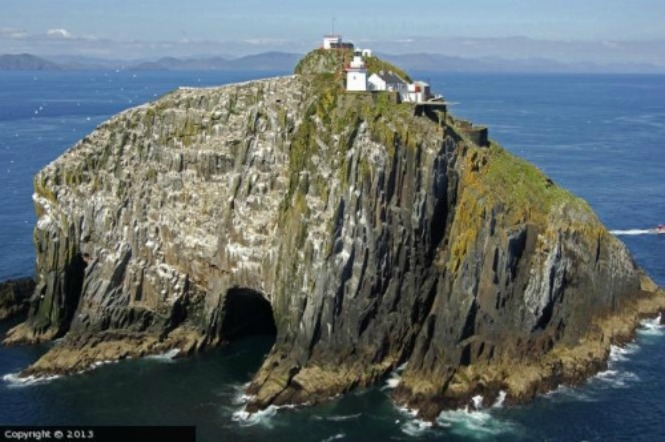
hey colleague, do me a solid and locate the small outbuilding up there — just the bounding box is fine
[406,81,431,103]
[323,34,354,50]
[323,35,342,49]
[368,71,408,95]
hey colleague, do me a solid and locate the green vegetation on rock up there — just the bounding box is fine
[294,48,412,82]
[364,55,412,82]
[12,47,664,426]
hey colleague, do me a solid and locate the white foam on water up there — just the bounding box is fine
[231,382,253,405]
[232,393,255,406]
[593,369,640,388]
[321,433,345,442]
[2,372,61,388]
[393,395,517,438]
[232,405,279,427]
[637,314,664,337]
[610,229,654,236]
[395,404,419,418]
[437,408,518,439]
[385,373,401,389]
[543,385,596,403]
[394,402,436,438]
[471,394,484,410]
[89,360,115,369]
[609,344,640,363]
[401,418,433,437]
[383,362,408,390]
[492,391,507,408]
[324,413,362,422]
[144,348,181,361]
[231,402,300,428]
[396,362,408,372]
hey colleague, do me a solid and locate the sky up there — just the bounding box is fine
[1,0,664,64]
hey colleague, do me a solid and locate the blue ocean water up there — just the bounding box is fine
[0,70,664,441]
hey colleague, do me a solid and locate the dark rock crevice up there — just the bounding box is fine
[58,253,86,336]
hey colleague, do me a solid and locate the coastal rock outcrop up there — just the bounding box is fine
[0,278,35,321]
[6,49,665,419]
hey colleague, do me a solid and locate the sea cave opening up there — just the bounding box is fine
[220,287,277,341]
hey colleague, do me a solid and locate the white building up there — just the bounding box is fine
[368,71,431,103]
[334,38,435,102]
[323,35,342,49]
[368,71,408,96]
[346,49,368,91]
[406,81,431,103]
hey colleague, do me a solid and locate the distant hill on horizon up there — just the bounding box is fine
[131,52,302,71]
[380,52,665,74]
[1,51,664,74]
[0,54,63,70]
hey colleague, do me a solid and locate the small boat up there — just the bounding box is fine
[652,224,665,234]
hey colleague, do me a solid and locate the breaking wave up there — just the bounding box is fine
[637,314,664,337]
[401,418,433,437]
[544,385,597,403]
[593,369,640,388]
[88,359,117,369]
[144,348,181,362]
[313,413,362,422]
[609,343,640,363]
[394,404,434,437]
[610,229,656,236]
[231,382,253,405]
[2,372,60,388]
[232,405,279,427]
[232,400,299,428]
[437,407,519,439]
[383,362,408,390]
[396,392,515,438]
[492,391,507,408]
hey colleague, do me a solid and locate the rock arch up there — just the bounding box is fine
[220,287,276,341]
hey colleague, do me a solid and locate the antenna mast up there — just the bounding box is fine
[332,17,336,35]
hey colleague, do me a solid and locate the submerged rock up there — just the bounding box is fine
[6,49,665,419]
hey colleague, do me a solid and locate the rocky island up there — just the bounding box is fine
[4,47,665,421]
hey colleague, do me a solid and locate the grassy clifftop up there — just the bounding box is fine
[286,50,434,212]
[294,48,411,82]
[293,49,582,225]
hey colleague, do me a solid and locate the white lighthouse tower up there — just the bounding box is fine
[346,49,368,92]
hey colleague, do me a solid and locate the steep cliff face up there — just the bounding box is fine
[6,50,664,418]
[6,74,309,367]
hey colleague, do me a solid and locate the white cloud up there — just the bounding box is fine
[47,28,74,39]
[0,28,28,39]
